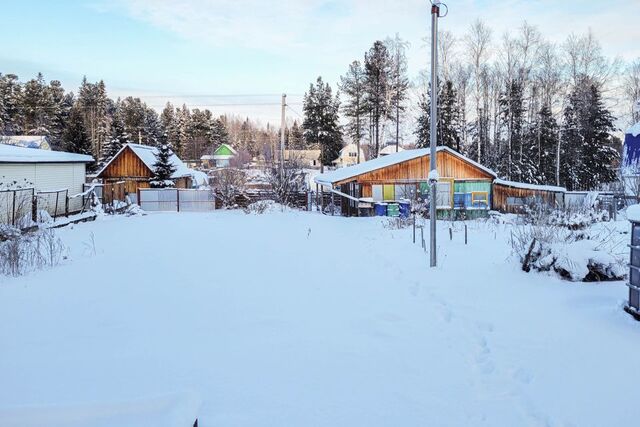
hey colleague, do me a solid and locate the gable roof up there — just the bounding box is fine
[213,144,237,157]
[0,143,93,163]
[0,135,50,150]
[96,143,194,179]
[314,146,497,185]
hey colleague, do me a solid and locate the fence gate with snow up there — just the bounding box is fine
[138,188,216,212]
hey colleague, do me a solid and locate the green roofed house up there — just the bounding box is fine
[212,144,237,168]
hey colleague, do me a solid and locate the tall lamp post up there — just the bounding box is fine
[429,1,446,267]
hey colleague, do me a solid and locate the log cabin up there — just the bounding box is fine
[95,144,208,201]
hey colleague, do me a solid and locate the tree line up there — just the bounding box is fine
[0,72,310,170]
[307,22,640,191]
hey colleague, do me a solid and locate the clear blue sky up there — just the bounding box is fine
[1,0,638,123]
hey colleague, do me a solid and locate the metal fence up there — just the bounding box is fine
[35,189,69,220]
[0,188,35,227]
[138,188,216,212]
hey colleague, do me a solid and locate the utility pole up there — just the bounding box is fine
[280,94,287,176]
[429,1,443,268]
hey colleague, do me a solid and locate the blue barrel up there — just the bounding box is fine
[374,203,387,216]
[399,201,411,218]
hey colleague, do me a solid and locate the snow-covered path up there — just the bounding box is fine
[0,211,638,426]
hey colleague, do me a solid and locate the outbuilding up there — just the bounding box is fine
[0,143,93,216]
[95,143,207,198]
[315,146,496,217]
[492,179,565,213]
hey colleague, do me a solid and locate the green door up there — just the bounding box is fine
[383,185,395,201]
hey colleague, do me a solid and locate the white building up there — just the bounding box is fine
[0,144,93,219]
[334,143,366,167]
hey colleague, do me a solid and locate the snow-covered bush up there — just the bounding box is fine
[383,217,413,229]
[0,228,67,277]
[213,168,246,208]
[244,200,290,214]
[266,158,306,207]
[511,212,625,282]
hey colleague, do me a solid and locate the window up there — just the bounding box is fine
[348,152,357,158]
[372,185,383,202]
[471,191,489,208]
[436,182,452,208]
[383,184,395,201]
[507,197,525,206]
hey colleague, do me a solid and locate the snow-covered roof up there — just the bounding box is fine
[379,145,405,155]
[0,143,93,163]
[96,143,198,180]
[315,146,497,185]
[0,135,50,150]
[627,122,640,137]
[493,178,566,193]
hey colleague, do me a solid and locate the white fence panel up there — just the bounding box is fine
[139,189,178,212]
[178,189,215,212]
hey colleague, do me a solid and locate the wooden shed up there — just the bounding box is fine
[492,179,565,213]
[315,146,497,216]
[95,144,207,197]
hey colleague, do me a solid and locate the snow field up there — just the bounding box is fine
[0,210,639,426]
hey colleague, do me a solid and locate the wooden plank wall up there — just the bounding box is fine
[337,150,494,186]
[100,146,153,180]
[492,183,563,213]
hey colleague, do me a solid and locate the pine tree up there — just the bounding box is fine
[210,117,230,148]
[288,120,304,149]
[339,60,367,161]
[415,81,460,151]
[151,144,177,188]
[21,72,53,135]
[561,77,619,190]
[530,106,558,184]
[77,77,110,158]
[439,80,461,151]
[364,41,392,157]
[63,106,92,159]
[302,77,343,169]
[47,80,73,150]
[100,106,131,166]
[0,74,23,135]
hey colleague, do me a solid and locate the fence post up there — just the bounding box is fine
[176,189,180,212]
[32,191,37,223]
[54,191,59,221]
[11,190,16,226]
[65,190,69,217]
[137,188,141,208]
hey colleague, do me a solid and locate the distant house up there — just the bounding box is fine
[0,135,50,150]
[212,144,237,168]
[379,145,405,156]
[0,143,93,216]
[334,143,366,167]
[284,149,321,168]
[95,144,208,196]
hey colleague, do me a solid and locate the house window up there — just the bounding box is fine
[372,185,383,202]
[348,152,357,158]
[507,197,525,206]
[436,182,452,208]
[471,191,489,208]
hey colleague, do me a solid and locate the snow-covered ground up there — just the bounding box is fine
[1,210,639,426]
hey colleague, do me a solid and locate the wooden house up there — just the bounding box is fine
[493,179,565,213]
[95,144,207,196]
[315,146,496,216]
